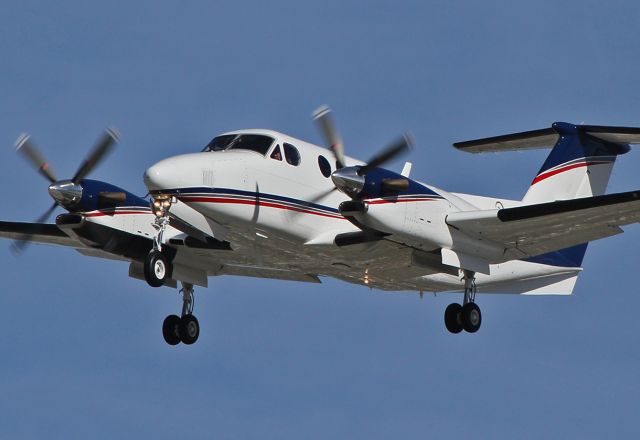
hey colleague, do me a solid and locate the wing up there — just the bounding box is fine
[446,190,640,261]
[0,220,131,261]
[0,221,79,247]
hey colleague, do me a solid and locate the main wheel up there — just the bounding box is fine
[144,250,169,287]
[180,314,200,345]
[461,302,482,333]
[444,303,463,334]
[162,314,181,345]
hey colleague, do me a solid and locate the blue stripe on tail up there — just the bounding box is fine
[536,122,629,175]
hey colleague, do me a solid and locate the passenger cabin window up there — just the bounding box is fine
[270,144,282,161]
[283,143,301,166]
[318,155,331,177]
[203,134,274,156]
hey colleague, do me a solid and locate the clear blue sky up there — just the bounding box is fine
[1,1,639,438]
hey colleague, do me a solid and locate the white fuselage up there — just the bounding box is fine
[141,129,580,294]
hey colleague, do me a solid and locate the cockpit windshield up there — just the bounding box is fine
[203,134,274,156]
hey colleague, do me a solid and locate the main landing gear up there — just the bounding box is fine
[162,282,200,345]
[444,270,482,334]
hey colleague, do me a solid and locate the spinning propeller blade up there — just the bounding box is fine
[358,134,413,176]
[72,128,119,183]
[10,202,58,255]
[313,105,346,169]
[15,134,58,183]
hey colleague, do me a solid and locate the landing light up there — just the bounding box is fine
[151,195,173,217]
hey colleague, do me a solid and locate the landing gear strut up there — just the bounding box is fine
[144,196,173,287]
[444,270,482,334]
[162,282,200,345]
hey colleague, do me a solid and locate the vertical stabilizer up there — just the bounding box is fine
[522,122,629,204]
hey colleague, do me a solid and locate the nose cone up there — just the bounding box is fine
[143,163,164,191]
[144,154,199,192]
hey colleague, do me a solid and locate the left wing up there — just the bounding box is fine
[446,190,640,261]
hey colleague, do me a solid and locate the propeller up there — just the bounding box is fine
[312,105,412,200]
[11,128,119,254]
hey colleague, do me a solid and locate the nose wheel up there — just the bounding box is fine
[162,282,200,346]
[444,270,482,334]
[144,250,171,287]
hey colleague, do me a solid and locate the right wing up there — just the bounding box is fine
[0,220,131,261]
[0,221,79,247]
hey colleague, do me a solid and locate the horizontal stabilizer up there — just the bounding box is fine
[217,264,321,283]
[454,122,640,153]
[446,190,640,263]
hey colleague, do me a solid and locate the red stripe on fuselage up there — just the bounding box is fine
[179,196,346,219]
[84,210,151,217]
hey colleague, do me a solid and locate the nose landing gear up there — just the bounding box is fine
[162,282,200,345]
[144,195,174,288]
[444,270,482,334]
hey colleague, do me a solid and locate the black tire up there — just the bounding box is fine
[444,303,463,334]
[162,314,182,345]
[180,314,200,345]
[461,302,482,333]
[144,250,169,287]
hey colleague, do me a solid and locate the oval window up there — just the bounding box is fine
[318,155,331,177]
[283,143,301,166]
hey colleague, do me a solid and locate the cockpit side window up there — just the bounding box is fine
[203,134,274,156]
[270,144,282,161]
[283,143,301,166]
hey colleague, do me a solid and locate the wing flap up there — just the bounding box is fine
[447,190,640,260]
[217,264,321,283]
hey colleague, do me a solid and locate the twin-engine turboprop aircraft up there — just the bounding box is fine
[4,107,640,345]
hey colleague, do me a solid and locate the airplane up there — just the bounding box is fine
[4,106,640,346]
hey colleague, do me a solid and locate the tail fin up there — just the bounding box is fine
[522,122,631,204]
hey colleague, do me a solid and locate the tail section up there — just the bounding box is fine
[454,122,640,271]
[522,122,630,204]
